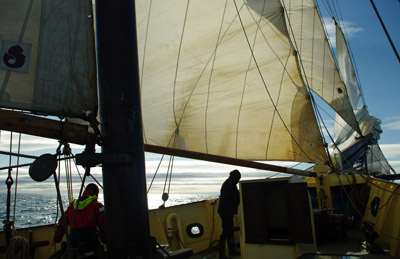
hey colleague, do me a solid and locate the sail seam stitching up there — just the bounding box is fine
[234,0,317,163]
[205,0,229,155]
[167,2,247,150]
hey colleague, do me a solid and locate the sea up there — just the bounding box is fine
[0,192,218,229]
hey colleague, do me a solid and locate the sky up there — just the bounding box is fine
[0,0,399,199]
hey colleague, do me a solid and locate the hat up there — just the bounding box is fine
[230,169,241,179]
[86,183,99,195]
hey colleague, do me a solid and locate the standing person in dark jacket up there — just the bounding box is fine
[218,169,241,259]
[52,183,106,257]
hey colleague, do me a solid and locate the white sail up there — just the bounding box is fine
[137,0,330,164]
[328,23,385,172]
[336,25,361,110]
[282,0,361,134]
[0,0,97,117]
[333,25,363,145]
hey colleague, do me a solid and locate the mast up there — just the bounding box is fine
[95,0,151,258]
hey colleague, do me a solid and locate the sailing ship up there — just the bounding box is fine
[0,0,399,258]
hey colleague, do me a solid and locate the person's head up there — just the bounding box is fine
[84,183,99,196]
[230,169,241,183]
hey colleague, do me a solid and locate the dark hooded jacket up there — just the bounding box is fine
[218,176,240,217]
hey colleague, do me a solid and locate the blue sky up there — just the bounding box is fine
[0,0,399,196]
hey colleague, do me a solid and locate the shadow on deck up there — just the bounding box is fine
[303,229,392,259]
[188,229,392,259]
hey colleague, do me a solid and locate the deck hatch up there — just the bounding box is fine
[241,180,314,244]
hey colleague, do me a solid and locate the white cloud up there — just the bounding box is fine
[339,21,364,37]
[383,122,400,130]
[379,144,400,173]
[388,160,400,173]
[0,131,87,155]
[0,131,64,153]
[380,143,400,159]
[323,17,363,48]
[382,116,400,130]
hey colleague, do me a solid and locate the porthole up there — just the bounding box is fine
[186,223,204,238]
[370,197,380,217]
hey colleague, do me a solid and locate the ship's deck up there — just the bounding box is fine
[188,229,393,259]
[312,229,393,259]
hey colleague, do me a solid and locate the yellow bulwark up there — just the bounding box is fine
[363,179,400,257]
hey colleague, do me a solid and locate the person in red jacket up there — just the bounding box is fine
[52,183,106,256]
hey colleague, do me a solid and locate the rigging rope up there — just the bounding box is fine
[172,1,190,128]
[6,236,29,259]
[147,135,179,207]
[0,150,38,159]
[12,133,22,228]
[55,158,62,224]
[370,0,400,63]
[313,100,393,175]
[71,170,89,229]
[368,145,396,174]
[60,143,74,202]
[147,153,166,193]
[335,172,400,243]
[317,0,367,107]
[162,138,178,205]
[0,156,74,171]
[337,174,400,242]
[165,155,175,196]
[5,132,14,245]
[336,174,365,218]
[232,0,318,164]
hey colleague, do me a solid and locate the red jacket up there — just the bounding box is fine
[53,189,106,243]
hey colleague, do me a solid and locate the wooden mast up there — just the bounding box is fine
[95,0,152,258]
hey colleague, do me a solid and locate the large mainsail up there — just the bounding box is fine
[0,0,97,117]
[136,0,362,165]
[0,0,364,167]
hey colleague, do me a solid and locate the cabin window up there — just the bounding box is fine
[241,180,314,245]
[186,223,204,238]
[371,197,380,217]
